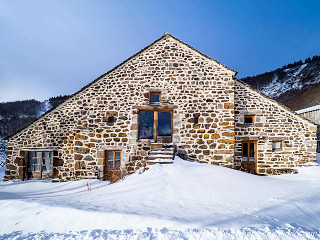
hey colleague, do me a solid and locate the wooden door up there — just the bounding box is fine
[241,141,257,174]
[104,150,121,181]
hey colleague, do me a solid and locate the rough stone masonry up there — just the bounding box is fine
[4,33,317,181]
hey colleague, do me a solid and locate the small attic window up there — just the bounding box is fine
[150,92,161,104]
[194,113,200,124]
[244,115,254,124]
[108,116,115,123]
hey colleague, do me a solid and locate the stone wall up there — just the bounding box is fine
[4,34,236,181]
[234,81,317,174]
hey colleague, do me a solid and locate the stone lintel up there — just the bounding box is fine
[269,137,287,141]
[21,146,59,151]
[239,110,262,115]
[133,105,178,111]
[236,137,260,141]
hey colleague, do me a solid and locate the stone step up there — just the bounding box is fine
[149,150,174,155]
[148,154,174,159]
[150,147,173,151]
[147,158,174,164]
[147,144,175,166]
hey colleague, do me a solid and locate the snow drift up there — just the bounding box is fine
[0,157,320,239]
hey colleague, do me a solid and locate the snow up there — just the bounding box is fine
[0,167,6,180]
[1,157,320,239]
[147,158,173,163]
[296,104,320,114]
[37,100,52,116]
[260,63,320,98]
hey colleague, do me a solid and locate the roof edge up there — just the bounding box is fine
[164,32,238,75]
[6,33,238,140]
[235,79,317,126]
[296,104,320,114]
[5,34,169,140]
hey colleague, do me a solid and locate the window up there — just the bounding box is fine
[28,151,53,174]
[150,92,161,104]
[244,115,254,124]
[108,116,115,123]
[194,113,200,124]
[272,141,282,151]
[106,151,121,171]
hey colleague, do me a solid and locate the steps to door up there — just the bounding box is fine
[147,143,175,165]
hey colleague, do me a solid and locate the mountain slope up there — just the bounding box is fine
[0,95,69,138]
[241,56,320,110]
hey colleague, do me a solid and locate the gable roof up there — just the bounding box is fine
[235,79,317,126]
[6,33,237,140]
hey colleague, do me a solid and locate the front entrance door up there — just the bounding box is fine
[139,110,172,143]
[241,141,257,174]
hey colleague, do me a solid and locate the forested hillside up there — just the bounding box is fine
[0,95,69,138]
[241,55,320,110]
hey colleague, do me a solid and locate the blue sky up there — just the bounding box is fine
[0,0,319,102]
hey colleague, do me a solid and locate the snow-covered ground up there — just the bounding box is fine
[1,158,320,239]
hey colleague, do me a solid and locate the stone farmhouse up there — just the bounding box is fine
[4,33,318,181]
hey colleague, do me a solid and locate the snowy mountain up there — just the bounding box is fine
[1,157,320,239]
[241,56,320,110]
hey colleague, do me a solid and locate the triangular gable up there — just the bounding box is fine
[6,33,237,140]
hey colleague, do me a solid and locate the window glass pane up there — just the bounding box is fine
[115,152,121,170]
[43,152,53,172]
[107,161,113,171]
[49,152,53,171]
[115,152,121,161]
[242,143,248,160]
[34,158,41,172]
[139,111,154,139]
[272,142,281,150]
[158,112,172,136]
[244,116,253,124]
[249,143,255,161]
[151,94,160,103]
[109,116,114,123]
[108,152,114,161]
[28,152,35,172]
[107,152,114,171]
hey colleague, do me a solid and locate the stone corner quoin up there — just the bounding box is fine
[4,34,317,181]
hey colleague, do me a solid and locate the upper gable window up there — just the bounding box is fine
[244,115,254,124]
[108,116,115,123]
[194,113,200,124]
[150,92,161,104]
